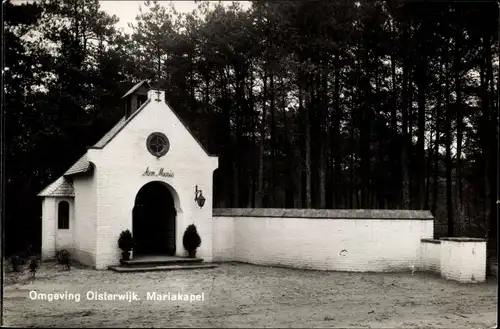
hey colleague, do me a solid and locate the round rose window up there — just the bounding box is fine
[146,132,170,157]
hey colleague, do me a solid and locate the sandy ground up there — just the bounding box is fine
[2,261,497,328]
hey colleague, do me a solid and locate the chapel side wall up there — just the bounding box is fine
[41,198,57,260]
[72,176,97,267]
[212,210,434,272]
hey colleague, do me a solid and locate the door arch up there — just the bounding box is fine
[132,181,177,256]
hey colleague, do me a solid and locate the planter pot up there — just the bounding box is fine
[188,250,197,258]
[122,251,131,261]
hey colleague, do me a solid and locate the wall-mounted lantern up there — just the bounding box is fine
[194,185,205,208]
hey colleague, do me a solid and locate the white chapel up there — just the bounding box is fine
[38,81,218,269]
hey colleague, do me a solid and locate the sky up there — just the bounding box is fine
[11,1,251,34]
[99,1,251,33]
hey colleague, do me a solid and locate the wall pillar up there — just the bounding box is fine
[440,237,487,283]
[41,198,57,260]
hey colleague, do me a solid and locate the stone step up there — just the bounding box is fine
[122,256,203,267]
[120,262,205,269]
[108,263,218,273]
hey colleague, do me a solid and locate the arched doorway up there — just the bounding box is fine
[132,182,176,256]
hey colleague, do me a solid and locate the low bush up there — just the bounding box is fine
[56,249,71,270]
[28,258,39,278]
[10,255,23,272]
[21,244,35,259]
[9,245,35,272]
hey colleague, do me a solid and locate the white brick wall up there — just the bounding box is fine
[212,216,235,261]
[212,216,434,272]
[440,238,487,283]
[72,174,98,267]
[41,197,75,260]
[54,197,74,252]
[41,198,56,260]
[418,239,441,272]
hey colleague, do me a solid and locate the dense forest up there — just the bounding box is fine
[4,0,499,257]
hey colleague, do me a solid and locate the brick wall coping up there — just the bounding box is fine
[421,238,441,244]
[439,237,487,242]
[212,208,434,219]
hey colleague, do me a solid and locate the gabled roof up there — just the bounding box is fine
[38,176,74,197]
[92,117,127,149]
[163,97,215,157]
[88,99,151,150]
[87,96,215,157]
[121,80,150,99]
[39,84,217,198]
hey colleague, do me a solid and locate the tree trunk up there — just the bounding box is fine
[318,66,327,209]
[303,75,312,209]
[232,70,244,207]
[484,34,497,255]
[248,68,256,208]
[219,70,231,207]
[333,51,342,208]
[444,49,454,237]
[282,77,294,208]
[390,42,399,209]
[270,74,276,206]
[349,93,356,209]
[256,73,267,208]
[401,56,411,209]
[416,48,427,210]
[431,61,443,216]
[479,48,490,234]
[360,44,371,209]
[375,65,384,208]
[454,33,464,211]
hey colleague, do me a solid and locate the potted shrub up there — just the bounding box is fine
[183,224,201,258]
[118,229,134,262]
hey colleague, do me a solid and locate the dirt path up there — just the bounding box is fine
[3,262,497,328]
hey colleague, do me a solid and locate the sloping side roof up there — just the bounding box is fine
[38,176,74,197]
[88,99,150,149]
[38,154,93,198]
[92,117,127,148]
[212,208,435,220]
[63,153,93,176]
[164,98,214,157]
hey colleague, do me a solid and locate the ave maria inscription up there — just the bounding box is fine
[142,167,174,178]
